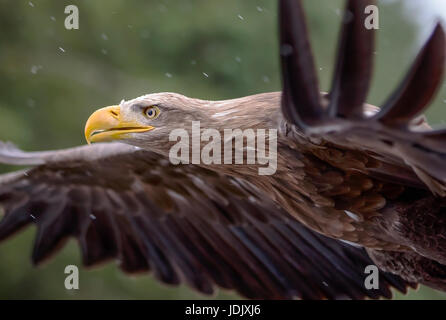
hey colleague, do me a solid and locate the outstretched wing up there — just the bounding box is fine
[280,0,446,195]
[0,142,413,299]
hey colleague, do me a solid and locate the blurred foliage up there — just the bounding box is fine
[0,0,445,299]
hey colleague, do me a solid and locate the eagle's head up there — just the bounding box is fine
[84,91,280,153]
[84,92,211,150]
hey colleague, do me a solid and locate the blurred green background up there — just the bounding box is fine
[0,0,445,299]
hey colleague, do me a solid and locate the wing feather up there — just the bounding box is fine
[0,142,413,299]
[280,0,446,195]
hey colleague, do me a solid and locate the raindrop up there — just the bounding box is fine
[128,24,133,29]
[343,10,354,23]
[89,214,97,220]
[159,4,167,12]
[28,1,34,7]
[238,14,244,20]
[101,49,108,55]
[443,99,446,104]
[50,16,56,21]
[319,67,323,71]
[165,72,172,78]
[30,214,36,220]
[262,75,270,83]
[280,44,293,56]
[190,60,197,65]
[59,47,65,53]
[140,30,151,39]
[322,281,329,287]
[101,33,108,40]
[235,56,241,63]
[256,6,263,12]
[27,98,35,108]
[30,65,43,74]
[202,72,209,78]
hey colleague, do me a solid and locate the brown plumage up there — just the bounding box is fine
[0,0,446,299]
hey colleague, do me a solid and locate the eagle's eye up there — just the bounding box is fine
[143,106,160,119]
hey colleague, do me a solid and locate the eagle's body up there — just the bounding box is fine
[1,0,446,299]
[115,92,410,251]
[170,92,439,254]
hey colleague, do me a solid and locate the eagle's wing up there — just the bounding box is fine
[280,0,446,195]
[0,142,413,299]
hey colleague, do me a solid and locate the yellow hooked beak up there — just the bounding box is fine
[84,105,154,144]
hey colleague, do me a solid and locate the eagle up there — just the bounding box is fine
[0,0,446,299]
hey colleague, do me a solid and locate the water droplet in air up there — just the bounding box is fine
[27,99,35,108]
[202,72,209,78]
[280,44,293,56]
[140,30,151,39]
[165,73,172,78]
[31,65,43,74]
[59,47,65,53]
[238,14,244,20]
